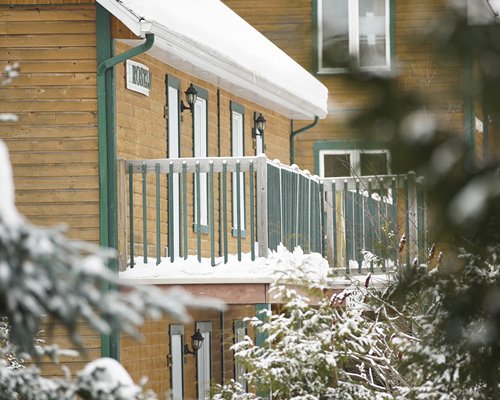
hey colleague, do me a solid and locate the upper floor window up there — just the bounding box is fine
[320,149,390,177]
[316,0,391,73]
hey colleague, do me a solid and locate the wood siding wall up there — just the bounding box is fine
[0,4,99,243]
[114,36,291,260]
[0,2,100,376]
[223,0,465,174]
[120,305,256,397]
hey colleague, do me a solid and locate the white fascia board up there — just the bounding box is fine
[147,23,327,119]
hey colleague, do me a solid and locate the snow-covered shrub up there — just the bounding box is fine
[217,276,407,400]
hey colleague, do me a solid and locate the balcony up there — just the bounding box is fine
[117,156,426,275]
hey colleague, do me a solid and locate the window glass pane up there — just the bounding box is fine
[358,0,387,67]
[324,153,352,177]
[360,152,388,175]
[321,0,349,69]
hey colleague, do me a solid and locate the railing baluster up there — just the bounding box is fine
[367,179,374,274]
[343,180,350,274]
[222,161,228,263]
[404,176,410,267]
[142,162,147,263]
[355,180,362,273]
[182,162,188,260]
[250,160,255,261]
[129,163,134,268]
[156,163,161,265]
[209,161,215,267]
[236,161,242,262]
[417,178,426,264]
[279,166,284,244]
[332,180,337,269]
[391,177,398,265]
[196,161,201,263]
[168,162,174,263]
[320,182,326,257]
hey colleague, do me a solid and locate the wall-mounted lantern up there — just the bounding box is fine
[253,113,266,138]
[180,83,198,113]
[183,329,204,356]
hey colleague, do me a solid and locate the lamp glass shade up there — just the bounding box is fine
[191,329,204,352]
[185,84,198,107]
[255,114,266,133]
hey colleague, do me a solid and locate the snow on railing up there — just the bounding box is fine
[118,156,426,274]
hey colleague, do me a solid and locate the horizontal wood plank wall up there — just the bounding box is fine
[0,4,99,243]
[120,309,225,398]
[224,0,464,174]
[0,2,101,377]
[114,34,291,260]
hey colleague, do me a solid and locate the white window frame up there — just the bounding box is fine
[167,77,181,259]
[193,94,208,230]
[319,148,390,178]
[196,322,212,400]
[316,0,391,74]
[231,102,246,234]
[233,320,247,390]
[169,325,184,400]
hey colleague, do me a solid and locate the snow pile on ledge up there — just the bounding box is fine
[119,244,330,285]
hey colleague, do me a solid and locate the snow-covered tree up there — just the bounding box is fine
[0,137,223,398]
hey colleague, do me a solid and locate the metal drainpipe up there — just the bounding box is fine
[290,116,319,164]
[97,33,155,360]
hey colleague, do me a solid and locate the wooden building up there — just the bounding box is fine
[1,0,481,398]
[0,0,330,398]
[223,0,487,177]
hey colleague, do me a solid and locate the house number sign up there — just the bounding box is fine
[126,60,151,96]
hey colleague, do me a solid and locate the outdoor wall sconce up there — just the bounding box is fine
[180,83,198,113]
[183,329,204,356]
[252,113,266,138]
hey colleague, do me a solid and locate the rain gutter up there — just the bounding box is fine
[96,11,154,359]
[290,116,319,164]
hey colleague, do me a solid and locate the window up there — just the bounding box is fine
[167,76,181,258]
[320,149,390,178]
[196,322,212,400]
[316,0,391,73]
[169,325,184,400]
[231,102,245,235]
[233,320,247,390]
[193,86,208,231]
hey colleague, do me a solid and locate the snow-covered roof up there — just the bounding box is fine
[97,0,328,120]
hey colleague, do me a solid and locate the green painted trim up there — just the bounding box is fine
[313,140,386,175]
[311,0,319,75]
[96,3,111,360]
[96,2,154,360]
[390,0,396,68]
[255,303,271,398]
[230,100,245,115]
[167,75,180,90]
[464,51,475,159]
[231,228,247,239]
[194,85,209,101]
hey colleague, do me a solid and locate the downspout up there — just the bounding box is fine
[97,32,155,360]
[290,116,319,164]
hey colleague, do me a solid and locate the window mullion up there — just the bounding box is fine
[349,0,360,64]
